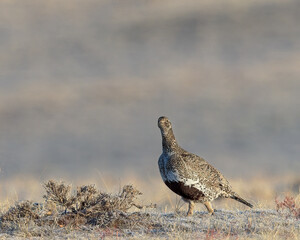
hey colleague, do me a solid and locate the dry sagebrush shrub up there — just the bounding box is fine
[1,201,40,223]
[43,180,155,228]
[43,180,147,214]
[0,180,155,235]
[43,180,76,212]
[0,201,44,236]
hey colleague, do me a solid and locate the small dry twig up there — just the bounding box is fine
[275,195,300,219]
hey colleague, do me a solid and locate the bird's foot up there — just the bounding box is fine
[186,200,195,217]
[204,201,215,216]
[208,210,214,216]
[186,211,193,217]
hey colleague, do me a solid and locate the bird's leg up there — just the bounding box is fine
[187,200,194,216]
[204,201,214,215]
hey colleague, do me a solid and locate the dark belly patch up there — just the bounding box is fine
[164,181,205,200]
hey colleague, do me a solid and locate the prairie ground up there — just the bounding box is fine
[0,176,299,239]
[1,209,299,239]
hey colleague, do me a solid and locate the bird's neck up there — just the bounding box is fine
[162,129,179,153]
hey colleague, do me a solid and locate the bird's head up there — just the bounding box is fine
[158,116,173,136]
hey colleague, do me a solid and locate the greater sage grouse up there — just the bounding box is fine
[158,116,253,216]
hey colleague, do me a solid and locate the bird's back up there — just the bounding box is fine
[162,148,234,199]
[182,150,233,196]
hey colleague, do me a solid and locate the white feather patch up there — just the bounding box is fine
[184,178,199,186]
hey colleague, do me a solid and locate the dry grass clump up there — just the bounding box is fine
[0,180,155,237]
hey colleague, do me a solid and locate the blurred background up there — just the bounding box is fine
[0,0,299,207]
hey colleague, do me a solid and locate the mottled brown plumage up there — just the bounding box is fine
[158,116,253,216]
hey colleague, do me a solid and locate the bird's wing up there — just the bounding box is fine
[179,151,233,193]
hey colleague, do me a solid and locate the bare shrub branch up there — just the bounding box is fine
[275,195,300,219]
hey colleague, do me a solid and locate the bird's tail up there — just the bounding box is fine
[231,194,253,208]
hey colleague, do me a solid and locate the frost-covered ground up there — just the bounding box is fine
[1,209,299,239]
[152,209,300,239]
[0,181,299,239]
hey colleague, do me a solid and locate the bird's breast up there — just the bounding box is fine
[164,180,205,201]
[158,153,179,182]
